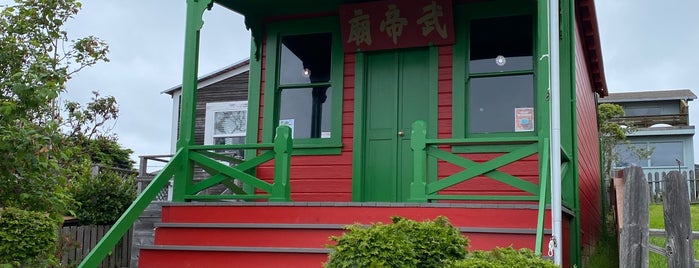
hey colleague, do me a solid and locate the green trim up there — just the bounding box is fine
[173,0,213,202]
[351,52,366,202]
[535,138,551,255]
[452,0,538,139]
[261,16,345,155]
[245,37,264,195]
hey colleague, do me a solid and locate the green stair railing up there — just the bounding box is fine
[78,125,293,268]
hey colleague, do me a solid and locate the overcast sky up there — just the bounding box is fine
[24,0,699,167]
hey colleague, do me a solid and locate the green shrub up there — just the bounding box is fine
[0,207,59,267]
[325,216,468,268]
[448,247,558,268]
[70,170,136,225]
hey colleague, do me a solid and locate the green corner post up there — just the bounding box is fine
[173,0,213,202]
[409,120,428,202]
[271,125,293,202]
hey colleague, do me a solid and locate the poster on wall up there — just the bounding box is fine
[514,108,534,132]
[279,119,295,138]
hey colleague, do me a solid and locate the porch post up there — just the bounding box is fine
[173,0,213,202]
[271,125,293,202]
[409,120,428,202]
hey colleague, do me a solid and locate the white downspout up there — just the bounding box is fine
[548,0,563,265]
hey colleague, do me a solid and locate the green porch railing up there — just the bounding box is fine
[408,120,552,254]
[78,125,293,268]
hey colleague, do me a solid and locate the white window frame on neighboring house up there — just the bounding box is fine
[204,101,248,147]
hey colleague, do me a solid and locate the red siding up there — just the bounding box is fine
[574,24,603,250]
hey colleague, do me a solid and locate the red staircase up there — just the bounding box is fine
[138,202,551,268]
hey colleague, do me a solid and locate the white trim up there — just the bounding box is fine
[170,91,182,153]
[204,101,248,145]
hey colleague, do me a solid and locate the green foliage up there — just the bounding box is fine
[448,247,558,268]
[0,0,109,216]
[325,216,468,268]
[583,211,619,268]
[70,170,136,225]
[0,207,59,267]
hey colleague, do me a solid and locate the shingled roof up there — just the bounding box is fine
[598,89,697,103]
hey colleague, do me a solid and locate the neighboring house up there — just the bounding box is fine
[164,59,250,154]
[600,89,697,199]
[82,1,610,267]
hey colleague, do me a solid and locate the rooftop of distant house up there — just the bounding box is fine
[599,89,696,103]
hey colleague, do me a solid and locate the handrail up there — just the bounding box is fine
[78,125,293,267]
[78,149,184,268]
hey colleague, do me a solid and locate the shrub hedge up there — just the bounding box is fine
[0,207,59,267]
[325,216,468,268]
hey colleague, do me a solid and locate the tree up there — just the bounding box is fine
[598,103,651,179]
[0,0,109,216]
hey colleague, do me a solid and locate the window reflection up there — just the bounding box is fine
[280,33,332,85]
[469,75,534,133]
[470,15,533,73]
[280,87,333,139]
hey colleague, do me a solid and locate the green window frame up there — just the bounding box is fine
[261,17,345,155]
[452,0,540,140]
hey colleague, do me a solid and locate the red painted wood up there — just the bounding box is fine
[154,228,343,248]
[574,25,602,250]
[161,205,550,229]
[139,250,328,268]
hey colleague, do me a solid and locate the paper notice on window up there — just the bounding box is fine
[515,108,534,132]
[321,131,331,138]
[279,119,295,138]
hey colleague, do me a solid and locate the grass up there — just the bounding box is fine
[648,203,699,267]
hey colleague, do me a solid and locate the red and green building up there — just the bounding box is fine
[81,0,608,267]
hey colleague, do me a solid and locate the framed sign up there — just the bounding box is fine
[339,0,454,52]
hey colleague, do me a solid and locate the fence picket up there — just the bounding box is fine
[662,171,694,268]
[620,166,650,268]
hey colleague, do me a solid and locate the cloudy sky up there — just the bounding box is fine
[17,0,699,167]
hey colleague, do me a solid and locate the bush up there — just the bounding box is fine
[0,207,59,267]
[70,170,136,225]
[448,247,558,268]
[325,216,468,268]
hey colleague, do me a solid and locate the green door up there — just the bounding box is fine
[362,48,431,202]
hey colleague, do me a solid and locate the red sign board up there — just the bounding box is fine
[339,0,454,52]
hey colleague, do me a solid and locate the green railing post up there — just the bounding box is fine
[173,0,213,202]
[270,125,293,202]
[409,120,428,202]
[535,138,551,255]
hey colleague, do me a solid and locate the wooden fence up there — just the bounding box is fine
[644,169,699,203]
[615,167,696,267]
[59,225,132,268]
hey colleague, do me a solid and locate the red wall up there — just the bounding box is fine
[574,24,603,250]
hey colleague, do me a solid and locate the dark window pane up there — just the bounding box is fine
[614,143,648,167]
[280,33,332,85]
[469,75,534,133]
[280,87,332,139]
[650,142,683,166]
[470,15,533,73]
[624,106,662,117]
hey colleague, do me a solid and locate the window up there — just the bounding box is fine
[205,101,247,158]
[262,17,344,152]
[278,33,333,139]
[468,14,534,134]
[615,141,685,167]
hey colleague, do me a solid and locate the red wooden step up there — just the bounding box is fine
[139,246,329,268]
[153,223,345,248]
[161,202,551,230]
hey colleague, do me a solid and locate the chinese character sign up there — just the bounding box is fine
[340,0,454,52]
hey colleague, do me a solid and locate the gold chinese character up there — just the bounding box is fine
[347,9,372,46]
[416,1,447,39]
[379,4,408,45]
